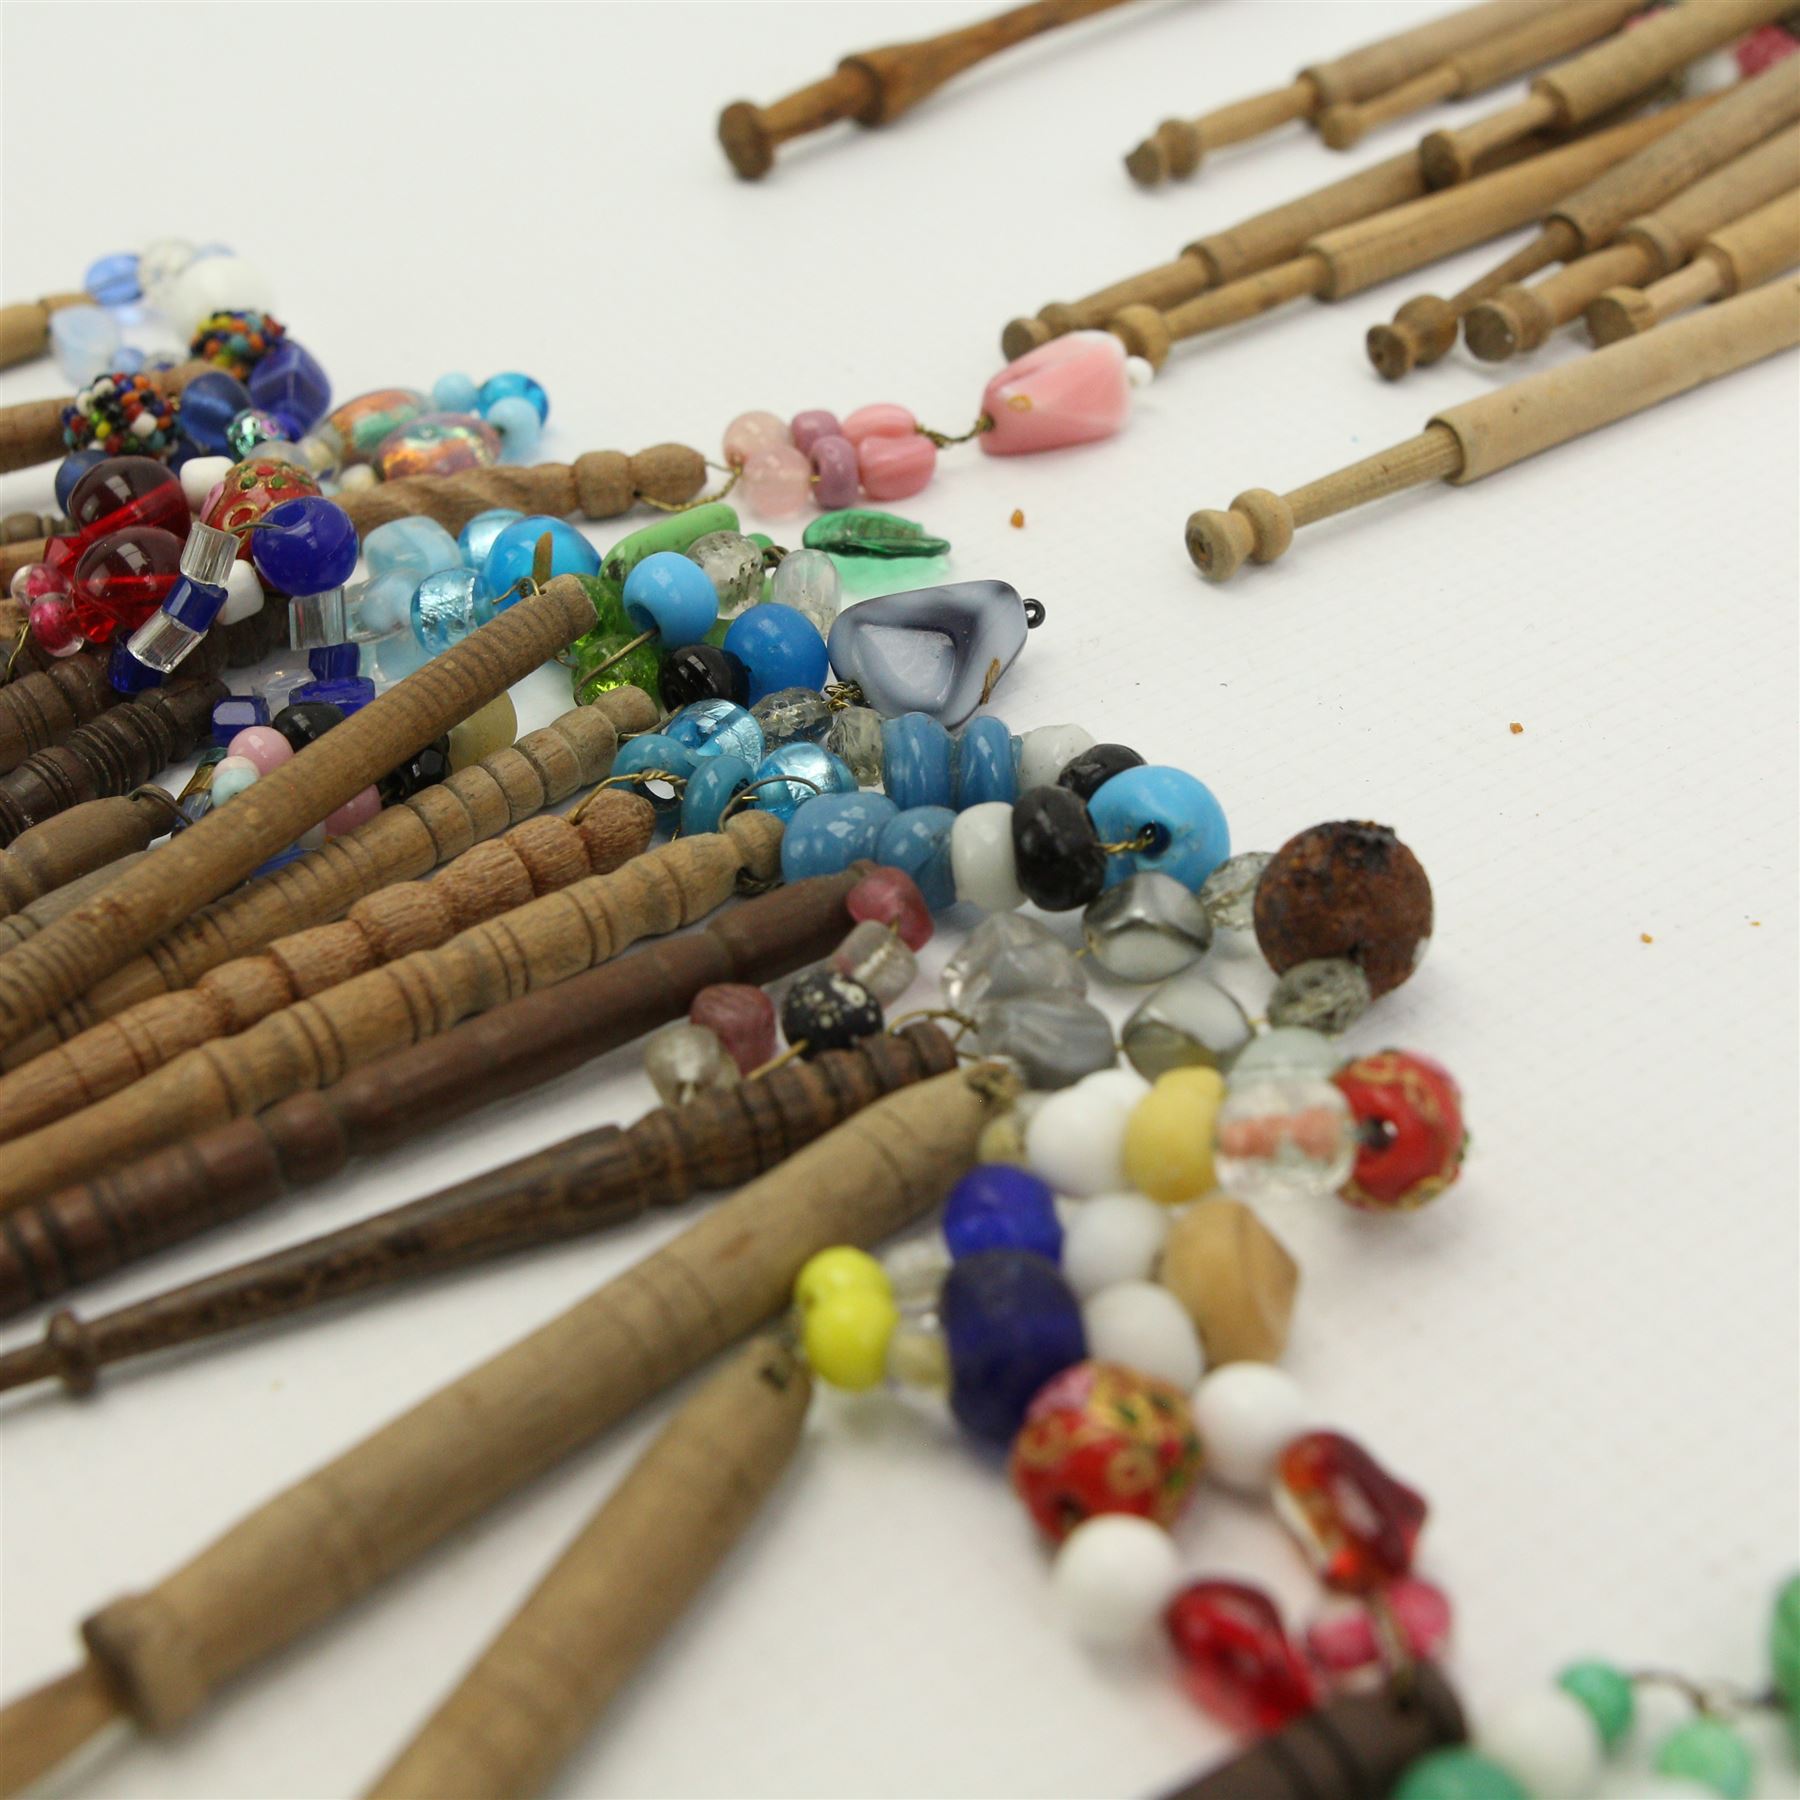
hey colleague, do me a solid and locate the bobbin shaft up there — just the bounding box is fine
[0,293,89,371]
[0,359,211,475]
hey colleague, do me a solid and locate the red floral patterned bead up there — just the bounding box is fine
[1333,1049,1466,1211]
[1165,1579,1318,1735]
[1275,1430,1427,1594]
[203,455,323,562]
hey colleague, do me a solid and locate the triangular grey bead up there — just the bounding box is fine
[826,580,1028,727]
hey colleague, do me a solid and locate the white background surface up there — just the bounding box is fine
[2,3,1798,1796]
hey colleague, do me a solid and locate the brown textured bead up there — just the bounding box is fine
[1157,1197,1299,1365]
[1252,820,1432,997]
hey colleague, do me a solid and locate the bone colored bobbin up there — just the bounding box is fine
[0,292,88,371]
[0,359,212,475]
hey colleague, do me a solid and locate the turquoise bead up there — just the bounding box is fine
[411,567,485,654]
[680,753,755,836]
[781,792,899,883]
[479,370,549,423]
[1557,1661,1634,1751]
[665,699,764,763]
[458,507,523,569]
[624,551,718,645]
[881,713,955,810]
[1656,1718,1753,1797]
[611,733,697,812]
[751,744,856,821]
[955,716,1016,807]
[363,517,460,580]
[1392,1750,1528,1800]
[433,372,481,412]
[485,395,542,463]
[876,807,958,912]
[1088,765,1230,892]
[723,603,829,704]
[474,515,599,606]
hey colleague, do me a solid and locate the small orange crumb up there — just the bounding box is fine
[1751,920,1762,927]
[1009,508,1025,528]
[1509,722,1524,735]
[1640,933,1654,944]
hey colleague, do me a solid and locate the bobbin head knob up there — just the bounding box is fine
[1418,128,1477,190]
[1315,104,1367,151]
[1108,304,1172,371]
[1366,296,1459,382]
[1125,118,1203,187]
[1001,316,1056,360]
[1463,285,1552,363]
[1186,489,1296,581]
[718,102,776,180]
[1585,286,1657,346]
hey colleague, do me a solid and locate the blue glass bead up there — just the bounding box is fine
[458,507,523,569]
[113,345,147,376]
[363,517,461,580]
[479,371,549,423]
[942,1249,1086,1445]
[623,552,718,646]
[722,603,829,704]
[485,396,542,464]
[106,644,162,694]
[664,699,763,763]
[54,450,108,513]
[348,569,422,642]
[248,340,331,434]
[750,743,855,821]
[179,370,253,455]
[611,733,697,812]
[1088,766,1231,892]
[251,496,359,596]
[308,644,360,680]
[880,713,955,810]
[433,372,481,413]
[51,305,122,386]
[944,1165,1063,1264]
[875,806,958,912]
[211,694,269,749]
[83,252,140,306]
[411,567,483,654]
[779,791,899,883]
[474,515,599,606]
[680,753,756,836]
[293,675,376,716]
[955,716,1017,808]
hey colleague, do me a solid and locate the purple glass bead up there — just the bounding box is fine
[790,409,842,455]
[944,1165,1063,1263]
[942,1249,1086,1445]
[809,435,860,510]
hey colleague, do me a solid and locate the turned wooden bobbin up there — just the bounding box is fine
[0,292,89,371]
[0,358,212,475]
[0,651,117,777]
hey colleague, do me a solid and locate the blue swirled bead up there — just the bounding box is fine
[780,791,900,883]
[881,712,955,810]
[479,371,549,422]
[680,753,756,835]
[1088,766,1230,892]
[875,806,957,912]
[723,603,829,704]
[942,1249,1087,1445]
[751,743,855,820]
[665,699,764,763]
[955,716,1017,808]
[611,733,697,813]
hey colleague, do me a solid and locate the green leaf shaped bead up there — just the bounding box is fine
[803,508,951,559]
[1655,1717,1753,1798]
[1393,1749,1529,1800]
[1557,1660,1635,1750]
[600,503,741,586]
[1773,1574,1800,1753]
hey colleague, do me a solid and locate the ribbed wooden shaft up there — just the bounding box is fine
[0,359,212,474]
[0,793,168,920]
[0,651,116,775]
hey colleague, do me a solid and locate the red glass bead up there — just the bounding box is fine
[847,866,933,950]
[70,526,183,644]
[687,983,777,1075]
[1009,1360,1204,1541]
[1305,1576,1453,1678]
[202,455,322,561]
[1275,1431,1427,1594]
[27,592,84,657]
[43,456,188,575]
[1737,21,1798,77]
[1165,1579,1318,1736]
[1333,1050,1466,1212]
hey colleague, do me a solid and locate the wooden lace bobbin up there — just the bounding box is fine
[0,852,150,959]
[0,292,88,372]
[1186,271,1800,580]
[0,795,172,921]
[0,790,658,1145]
[10,688,654,1059]
[0,575,601,1057]
[0,813,785,1215]
[1465,119,1800,359]
[1418,0,1797,187]
[0,1064,1011,1788]
[0,651,116,776]
[0,358,211,476]
[717,0,1132,180]
[1124,0,1566,184]
[366,1334,812,1800]
[0,677,224,848]
[1107,106,1697,370]
[0,1019,955,1386]
[1587,182,1800,340]
[1370,60,1799,376]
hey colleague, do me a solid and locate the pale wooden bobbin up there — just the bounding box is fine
[1466,120,1800,359]
[0,293,89,372]
[1186,273,1799,580]
[1588,183,1800,340]
[0,358,211,476]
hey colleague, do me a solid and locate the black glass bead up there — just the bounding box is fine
[1012,785,1107,912]
[1058,742,1145,802]
[270,699,346,751]
[660,643,750,711]
[780,969,884,1056]
[377,734,452,806]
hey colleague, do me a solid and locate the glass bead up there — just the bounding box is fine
[846,866,933,950]
[478,371,549,423]
[202,454,320,546]
[623,550,718,644]
[1215,1072,1356,1204]
[310,644,363,683]
[210,694,269,749]
[26,592,83,657]
[1191,1364,1311,1493]
[1771,1575,1800,1754]
[685,530,765,613]
[1122,1066,1224,1204]
[981,330,1132,456]
[942,913,1084,1011]
[364,517,461,581]
[54,448,108,511]
[485,396,543,461]
[825,704,885,785]
[210,755,260,805]
[1394,1751,1529,1800]
[1556,1661,1635,1752]
[226,725,294,775]
[661,643,749,711]
[411,567,483,655]
[804,1286,901,1391]
[1335,1050,1466,1212]
[880,712,956,810]
[84,251,142,306]
[955,716,1017,807]
[1012,785,1106,912]
[739,444,812,518]
[780,969,883,1055]
[779,792,898,882]
[601,506,739,590]
[974,992,1117,1091]
[1117,970,1249,1083]
[71,526,183,642]
[941,1248,1085,1445]
[1478,1689,1604,1799]
[377,735,451,805]
[458,507,524,570]
[1166,1580,1318,1736]
[1060,1194,1167,1301]
[224,408,289,460]
[271,699,344,750]
[246,340,329,434]
[880,1234,954,1313]
[52,457,189,572]
[643,1021,738,1108]
[1199,850,1272,931]
[250,496,357,596]
[1275,1431,1427,1594]
[887,1323,951,1391]
[51,305,123,386]
[950,801,1024,912]
[1089,765,1230,893]
[830,582,1029,728]
[750,742,855,821]
[1021,1072,1138,1197]
[179,370,255,455]
[1017,724,1095,791]
[1268,957,1372,1035]
[689,984,776,1075]
[1082,1279,1204,1388]
[322,388,428,466]
[574,634,665,706]
[944,1164,1061,1263]
[1307,1577,1452,1678]
[803,508,951,560]
[789,409,841,454]
[106,643,163,694]
[665,698,763,763]
[751,686,831,746]
[1083,872,1213,981]
[842,403,917,444]
[370,411,499,481]
[830,918,918,1004]
[1052,1514,1182,1650]
[293,674,375,717]
[795,1245,891,1312]
[770,548,841,635]
[343,569,413,642]
[723,602,829,704]
[680,753,756,837]
[613,734,697,812]
[809,434,860,509]
[874,806,957,913]
[1655,1720,1753,1798]
[446,692,518,772]
[1230,1027,1340,1082]
[475,515,600,607]
[858,432,936,500]
[1058,742,1144,801]
[722,410,790,468]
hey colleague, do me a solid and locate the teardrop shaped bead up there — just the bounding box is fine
[827,580,1028,726]
[979,331,1132,457]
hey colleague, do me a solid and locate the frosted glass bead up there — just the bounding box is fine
[751,686,831,746]
[348,570,416,641]
[458,507,523,569]
[433,373,481,412]
[976,994,1118,1093]
[956,716,1017,806]
[446,691,517,771]
[1268,957,1372,1035]
[1477,1689,1604,1799]
[808,435,860,510]
[1016,723,1095,791]
[770,548,841,634]
[941,913,1084,1011]
[848,866,933,948]
[1083,872,1213,981]
[830,919,919,1004]
[951,802,1024,911]
[1061,1194,1169,1300]
[1199,851,1271,930]
[858,432,937,501]
[218,561,265,626]
[162,253,274,336]
[1082,1281,1203,1388]
[1121,970,1253,1080]
[1214,1076,1357,1205]
[485,396,544,463]
[52,303,122,385]
[1230,1027,1342,1082]
[722,410,790,468]
[881,1233,954,1310]
[825,704,883,783]
[740,444,812,518]
[1024,1069,1147,1194]
[686,530,764,612]
[364,517,461,581]
[1051,1516,1182,1649]
[842,403,917,444]
[644,1022,739,1107]
[179,455,234,511]
[1191,1364,1311,1493]
[210,755,260,804]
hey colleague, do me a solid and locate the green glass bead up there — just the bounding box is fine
[1393,1749,1529,1800]
[600,503,740,586]
[803,508,950,559]
[571,629,663,703]
[1655,1718,1753,1797]
[1772,1575,1800,1754]
[1557,1660,1635,1751]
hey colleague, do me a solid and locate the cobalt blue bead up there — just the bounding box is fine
[457,507,522,568]
[944,1165,1063,1263]
[308,644,361,680]
[54,450,108,513]
[292,675,376,716]
[942,1250,1086,1445]
[611,733,697,812]
[210,694,269,749]
[780,791,899,883]
[83,252,141,306]
[1088,765,1231,892]
[248,340,332,434]
[722,604,829,704]
[479,371,549,423]
[875,806,958,912]
[664,699,763,763]
[881,712,955,810]
[680,753,756,836]
[750,743,855,821]
[106,644,162,695]
[474,515,599,606]
[251,496,359,596]
[955,716,1016,808]
[178,370,253,455]
[623,551,718,644]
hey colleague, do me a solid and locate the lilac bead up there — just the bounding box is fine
[790,409,842,455]
[723,410,790,469]
[226,724,295,774]
[809,434,860,509]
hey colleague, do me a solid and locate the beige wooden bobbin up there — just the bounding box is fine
[0,294,90,372]
[1588,183,1800,339]
[0,359,212,476]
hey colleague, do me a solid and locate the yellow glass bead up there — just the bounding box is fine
[1123,1066,1226,1205]
[446,690,519,772]
[803,1289,901,1390]
[793,1244,890,1312]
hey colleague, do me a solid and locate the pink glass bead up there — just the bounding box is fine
[324,784,382,837]
[739,444,813,519]
[227,725,296,775]
[858,433,936,501]
[1274,1431,1427,1595]
[790,409,842,455]
[1305,1577,1453,1678]
[11,559,69,604]
[809,435,860,509]
[1165,1580,1318,1737]
[27,592,84,658]
[841,403,917,445]
[1736,21,1797,76]
[979,330,1132,457]
[722,410,791,469]
[689,983,777,1075]
[846,866,933,950]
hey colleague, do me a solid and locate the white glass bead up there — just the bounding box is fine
[1061,1193,1169,1300]
[162,253,274,336]
[1050,1515,1182,1649]
[1016,723,1096,791]
[179,455,234,512]
[950,802,1025,911]
[1126,356,1155,389]
[1082,1280,1204,1389]
[218,561,266,626]
[339,463,378,492]
[1191,1364,1311,1494]
[1025,1069,1147,1198]
[1476,1688,1604,1798]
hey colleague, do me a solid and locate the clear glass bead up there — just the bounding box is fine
[1229,1027,1341,1082]
[825,704,884,783]
[643,1022,739,1107]
[769,547,842,634]
[829,919,919,1004]
[1198,851,1271,930]
[1267,957,1372,1034]
[887,1322,951,1391]
[1213,1074,1356,1204]
[881,1234,953,1311]
[687,530,764,613]
[942,914,1085,1012]
[752,685,831,746]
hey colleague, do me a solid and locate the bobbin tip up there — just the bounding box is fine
[717,102,774,180]
[1585,287,1655,346]
[1108,304,1170,371]
[1315,104,1365,151]
[1418,128,1473,190]
[1463,297,1527,363]
[1365,321,1418,382]
[1186,509,1250,580]
[1124,138,1168,186]
[1001,316,1054,359]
